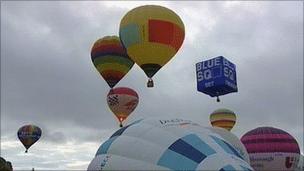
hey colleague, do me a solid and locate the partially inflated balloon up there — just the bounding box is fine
[119,5,185,87]
[17,125,42,153]
[107,87,139,127]
[91,36,134,88]
[210,108,236,131]
[205,127,250,164]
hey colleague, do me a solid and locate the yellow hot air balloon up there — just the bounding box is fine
[209,108,236,131]
[119,5,185,87]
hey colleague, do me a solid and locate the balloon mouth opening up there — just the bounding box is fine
[216,92,220,102]
[118,117,125,127]
[147,78,154,87]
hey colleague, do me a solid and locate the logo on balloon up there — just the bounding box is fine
[285,156,296,168]
[107,95,119,106]
[100,155,111,170]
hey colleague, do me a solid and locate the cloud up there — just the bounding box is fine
[1,1,303,170]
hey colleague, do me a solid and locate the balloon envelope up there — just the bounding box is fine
[205,127,250,164]
[107,87,139,126]
[119,5,185,85]
[17,124,42,152]
[196,56,238,101]
[210,108,236,131]
[88,118,252,171]
[91,36,134,88]
[241,127,300,170]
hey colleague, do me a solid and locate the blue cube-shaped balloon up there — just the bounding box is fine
[196,56,238,97]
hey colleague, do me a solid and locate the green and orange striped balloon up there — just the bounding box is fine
[210,108,236,131]
[91,36,134,88]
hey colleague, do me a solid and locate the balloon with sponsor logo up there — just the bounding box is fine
[17,124,42,153]
[241,127,300,170]
[210,108,236,131]
[196,56,238,102]
[119,5,185,87]
[87,118,253,170]
[107,87,139,127]
[91,36,134,88]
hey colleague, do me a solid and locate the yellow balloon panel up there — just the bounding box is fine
[210,114,236,122]
[96,63,131,73]
[120,5,184,30]
[127,43,176,66]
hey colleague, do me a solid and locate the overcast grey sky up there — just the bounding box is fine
[1,1,303,170]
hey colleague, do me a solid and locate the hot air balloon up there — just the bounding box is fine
[88,118,253,171]
[107,87,139,127]
[119,5,185,87]
[210,108,236,131]
[205,127,250,163]
[196,56,237,102]
[91,36,134,88]
[17,124,42,153]
[241,127,300,171]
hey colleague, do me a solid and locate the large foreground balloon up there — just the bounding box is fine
[241,127,300,171]
[91,36,134,88]
[119,5,185,87]
[107,87,139,127]
[88,118,252,170]
[210,108,236,131]
[17,124,42,153]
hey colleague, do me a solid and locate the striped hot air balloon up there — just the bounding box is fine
[119,5,185,87]
[107,87,139,127]
[210,108,236,131]
[241,127,300,171]
[17,124,42,153]
[91,36,134,88]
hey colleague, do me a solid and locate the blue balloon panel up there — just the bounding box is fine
[196,56,238,97]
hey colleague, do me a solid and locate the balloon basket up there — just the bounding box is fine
[147,79,154,88]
